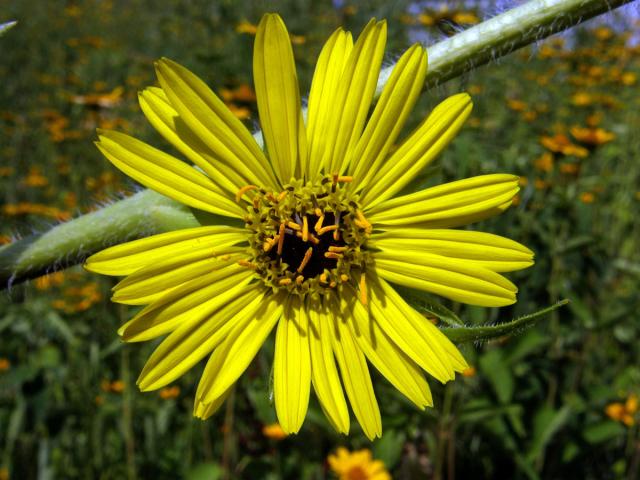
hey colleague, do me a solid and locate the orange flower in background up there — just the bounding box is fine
[159,385,181,399]
[559,163,579,175]
[22,166,49,187]
[571,91,593,107]
[34,271,66,291]
[219,84,257,103]
[580,192,595,204]
[540,133,588,158]
[328,447,391,480]
[70,86,124,109]
[262,423,288,440]
[605,394,638,426]
[570,126,615,147]
[0,166,14,177]
[0,358,10,371]
[506,99,527,112]
[462,366,476,377]
[236,20,258,35]
[0,235,11,245]
[534,152,554,172]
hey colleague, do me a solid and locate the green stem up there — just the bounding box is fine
[0,0,632,289]
[0,190,198,288]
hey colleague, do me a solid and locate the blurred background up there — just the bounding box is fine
[1,1,639,479]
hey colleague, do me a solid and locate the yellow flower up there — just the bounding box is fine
[85,14,533,439]
[329,447,390,480]
[540,134,589,158]
[605,394,638,426]
[570,126,615,146]
[262,423,288,440]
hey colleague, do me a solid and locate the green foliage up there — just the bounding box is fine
[1,1,639,479]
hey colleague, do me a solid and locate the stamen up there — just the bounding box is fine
[238,259,257,269]
[356,210,372,230]
[331,172,339,184]
[319,273,328,284]
[252,197,260,210]
[266,192,277,203]
[296,275,304,285]
[286,221,301,231]
[302,216,309,242]
[324,252,343,260]
[329,281,337,288]
[297,247,313,273]
[333,211,341,241]
[279,278,292,285]
[340,274,349,282]
[359,273,367,305]
[314,208,322,217]
[235,185,258,202]
[277,222,285,255]
[337,175,353,183]
[277,191,287,202]
[328,246,348,253]
[263,236,277,252]
[314,214,325,233]
[317,225,338,236]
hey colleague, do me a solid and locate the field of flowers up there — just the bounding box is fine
[1,1,639,479]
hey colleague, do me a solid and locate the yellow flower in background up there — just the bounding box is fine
[605,394,638,426]
[262,423,288,440]
[85,14,533,439]
[328,447,390,480]
[570,126,615,147]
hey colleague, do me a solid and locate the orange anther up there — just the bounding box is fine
[324,251,343,260]
[296,275,304,285]
[297,247,313,273]
[314,214,325,233]
[238,259,256,269]
[340,274,349,282]
[359,273,368,305]
[328,246,348,253]
[235,185,258,202]
[302,216,309,242]
[278,191,287,202]
[337,176,353,183]
[317,225,338,236]
[286,221,301,231]
[277,222,285,255]
[319,273,328,284]
[278,278,292,285]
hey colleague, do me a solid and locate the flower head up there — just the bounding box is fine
[328,447,390,480]
[85,14,533,439]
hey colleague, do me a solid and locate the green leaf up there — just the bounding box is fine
[479,349,514,404]
[441,299,569,343]
[526,405,572,462]
[373,429,405,470]
[583,421,626,444]
[185,463,223,480]
[0,21,17,36]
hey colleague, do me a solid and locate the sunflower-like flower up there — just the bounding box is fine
[85,14,533,439]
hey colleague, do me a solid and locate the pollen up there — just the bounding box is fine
[235,185,258,202]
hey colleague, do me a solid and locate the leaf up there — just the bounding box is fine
[185,463,223,480]
[526,405,572,462]
[441,299,569,343]
[0,21,17,36]
[479,349,514,404]
[373,429,405,470]
[583,421,626,444]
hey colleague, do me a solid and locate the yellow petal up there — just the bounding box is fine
[361,93,473,208]
[137,285,264,390]
[119,265,254,342]
[308,303,350,435]
[155,58,278,189]
[322,19,387,175]
[85,226,246,276]
[367,174,519,228]
[194,386,233,420]
[369,229,534,272]
[346,293,433,408]
[273,296,311,434]
[306,28,353,180]
[349,44,427,188]
[369,275,468,381]
[139,87,247,193]
[96,130,243,218]
[254,13,306,181]
[196,292,284,405]
[373,250,518,307]
[111,247,244,305]
[329,298,382,440]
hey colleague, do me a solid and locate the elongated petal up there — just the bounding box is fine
[194,386,233,420]
[306,28,353,179]
[274,296,311,434]
[361,93,473,208]
[367,174,519,228]
[373,249,518,307]
[85,226,246,276]
[345,294,433,408]
[96,130,243,218]
[254,13,306,181]
[119,265,254,342]
[196,292,284,405]
[111,247,245,305]
[137,285,264,390]
[369,276,468,378]
[139,87,247,193]
[308,303,350,435]
[322,19,387,175]
[349,44,427,188]
[369,229,534,272]
[155,58,278,189]
[329,305,382,440]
